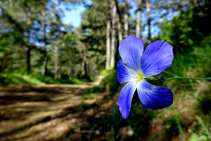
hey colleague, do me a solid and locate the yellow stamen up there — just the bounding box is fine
[137,72,144,82]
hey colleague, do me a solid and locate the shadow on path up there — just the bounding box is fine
[0,84,99,141]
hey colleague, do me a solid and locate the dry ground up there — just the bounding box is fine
[0,84,109,141]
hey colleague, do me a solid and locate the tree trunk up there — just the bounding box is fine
[42,4,47,76]
[110,0,117,68]
[177,4,180,15]
[54,50,58,79]
[58,67,61,79]
[83,52,89,80]
[106,0,111,69]
[115,0,123,43]
[171,0,175,19]
[172,6,174,19]
[124,0,128,38]
[26,31,31,74]
[26,7,31,74]
[67,66,71,80]
[118,20,123,43]
[136,0,142,38]
[146,0,151,41]
[194,0,198,7]
[202,0,205,5]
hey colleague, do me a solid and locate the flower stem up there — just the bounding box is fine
[163,71,211,81]
[165,76,211,81]
[163,71,178,77]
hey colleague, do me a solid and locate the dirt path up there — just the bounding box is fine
[0,84,106,141]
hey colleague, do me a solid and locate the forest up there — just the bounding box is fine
[0,0,211,140]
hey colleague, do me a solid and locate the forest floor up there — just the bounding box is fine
[0,82,114,141]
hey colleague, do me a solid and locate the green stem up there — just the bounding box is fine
[163,71,211,81]
[165,76,211,81]
[163,70,178,77]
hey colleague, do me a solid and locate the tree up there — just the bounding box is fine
[110,0,117,68]
[160,0,211,54]
[124,0,129,38]
[79,0,107,77]
[135,0,142,38]
[115,0,123,43]
[106,0,111,69]
[146,0,151,41]
[42,4,47,75]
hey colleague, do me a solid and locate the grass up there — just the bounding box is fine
[0,73,87,86]
[32,75,87,84]
[0,73,44,86]
[82,93,100,100]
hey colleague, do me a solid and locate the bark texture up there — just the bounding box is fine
[106,0,111,69]
[146,0,151,41]
[124,0,128,38]
[42,4,47,76]
[110,0,117,68]
[136,0,142,38]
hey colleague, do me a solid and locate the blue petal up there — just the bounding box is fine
[119,36,144,72]
[141,41,173,78]
[137,80,173,110]
[117,59,136,84]
[118,81,137,119]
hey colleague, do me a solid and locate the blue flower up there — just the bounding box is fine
[117,36,174,119]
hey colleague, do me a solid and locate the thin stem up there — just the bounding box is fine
[163,71,211,81]
[163,70,178,77]
[165,77,211,81]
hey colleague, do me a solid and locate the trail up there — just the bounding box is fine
[0,83,103,141]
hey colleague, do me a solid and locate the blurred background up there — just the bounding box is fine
[0,0,211,140]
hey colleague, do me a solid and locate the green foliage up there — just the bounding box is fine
[82,85,101,100]
[190,133,207,141]
[197,95,211,115]
[82,93,99,100]
[81,0,107,48]
[191,115,211,141]
[32,75,86,84]
[162,37,211,88]
[99,69,118,95]
[195,116,211,140]
[162,112,185,140]
[126,98,156,137]
[86,85,101,93]
[160,3,211,54]
[97,99,155,139]
[151,133,159,141]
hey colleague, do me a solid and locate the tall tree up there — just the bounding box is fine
[54,49,58,79]
[146,0,151,41]
[26,1,31,74]
[194,0,198,7]
[106,0,111,69]
[136,0,142,38]
[41,4,47,76]
[79,0,107,77]
[110,0,117,68]
[115,0,123,43]
[124,0,129,38]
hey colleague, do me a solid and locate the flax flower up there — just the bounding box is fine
[117,36,174,119]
